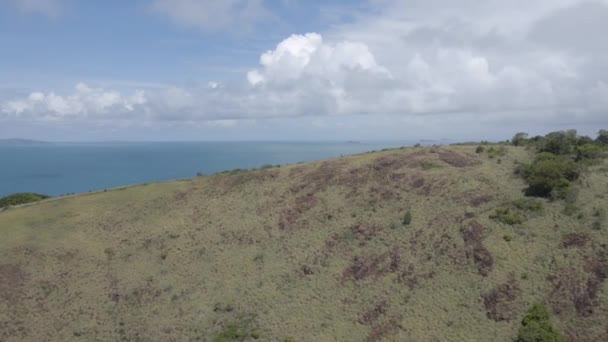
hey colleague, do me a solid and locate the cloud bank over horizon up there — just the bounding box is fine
[2,0,608,139]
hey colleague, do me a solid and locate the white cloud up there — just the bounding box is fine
[1,83,147,120]
[247,33,390,86]
[152,0,271,32]
[3,0,608,136]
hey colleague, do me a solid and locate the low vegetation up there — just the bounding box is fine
[516,304,565,342]
[0,192,49,208]
[0,130,606,341]
[511,130,607,198]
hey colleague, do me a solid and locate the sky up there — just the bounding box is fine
[0,0,607,141]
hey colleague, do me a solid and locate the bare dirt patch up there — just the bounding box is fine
[468,193,494,207]
[482,274,521,321]
[548,256,608,317]
[437,150,480,168]
[0,263,27,305]
[366,317,401,342]
[462,221,494,276]
[560,233,591,249]
[278,194,318,231]
[359,301,388,325]
[343,248,402,282]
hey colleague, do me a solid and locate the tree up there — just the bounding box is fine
[598,129,608,145]
[512,132,529,146]
[522,155,578,198]
[517,304,565,342]
[539,130,578,155]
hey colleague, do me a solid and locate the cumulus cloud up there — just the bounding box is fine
[3,0,608,134]
[1,83,147,120]
[152,0,271,32]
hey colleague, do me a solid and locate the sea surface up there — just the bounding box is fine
[0,141,416,197]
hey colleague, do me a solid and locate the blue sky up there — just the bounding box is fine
[1,0,607,141]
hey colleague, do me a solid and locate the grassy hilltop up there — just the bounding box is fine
[1,132,607,341]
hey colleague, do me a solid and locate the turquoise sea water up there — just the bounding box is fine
[0,141,415,197]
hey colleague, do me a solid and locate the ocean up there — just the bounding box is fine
[0,141,414,197]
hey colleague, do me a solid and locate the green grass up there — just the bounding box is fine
[0,144,607,341]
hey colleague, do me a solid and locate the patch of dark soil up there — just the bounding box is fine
[340,166,370,190]
[409,175,425,189]
[561,233,591,249]
[297,160,348,193]
[462,221,494,276]
[468,194,494,207]
[366,317,401,342]
[437,150,480,167]
[343,254,390,282]
[482,274,521,321]
[300,265,315,276]
[359,301,388,325]
[397,263,435,290]
[389,247,401,273]
[217,169,279,193]
[0,264,27,305]
[548,257,608,317]
[278,194,318,231]
[350,224,383,245]
[462,221,485,245]
[372,151,428,173]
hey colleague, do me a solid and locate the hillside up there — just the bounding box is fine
[1,143,607,341]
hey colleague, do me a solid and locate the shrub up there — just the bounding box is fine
[597,129,608,145]
[402,211,412,226]
[539,130,578,156]
[516,304,565,342]
[490,207,524,225]
[513,198,543,212]
[0,192,50,208]
[476,146,485,153]
[521,154,578,198]
[592,221,602,231]
[575,144,604,161]
[487,146,507,159]
[512,132,529,146]
[563,204,579,216]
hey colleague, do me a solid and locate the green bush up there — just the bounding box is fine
[521,154,578,198]
[475,146,485,154]
[539,130,578,156]
[512,132,529,146]
[0,192,50,208]
[575,144,605,161]
[563,204,579,217]
[597,129,608,145]
[402,211,412,225]
[513,198,543,212]
[490,207,524,225]
[517,304,565,342]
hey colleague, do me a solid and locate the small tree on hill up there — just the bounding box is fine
[517,304,565,342]
[598,129,608,145]
[512,132,529,146]
[539,130,578,156]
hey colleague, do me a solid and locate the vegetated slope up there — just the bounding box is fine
[0,145,607,341]
[0,193,50,208]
